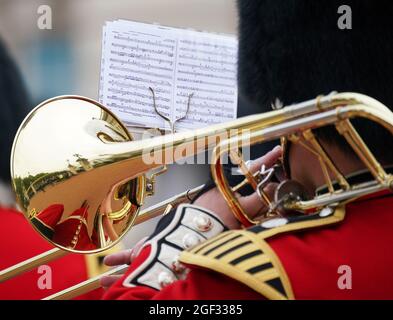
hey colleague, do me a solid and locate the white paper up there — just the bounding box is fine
[100,20,238,131]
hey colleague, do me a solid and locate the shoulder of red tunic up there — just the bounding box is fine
[268,191,393,299]
[181,192,393,300]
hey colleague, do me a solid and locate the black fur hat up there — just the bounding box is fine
[237,0,393,163]
[0,39,30,182]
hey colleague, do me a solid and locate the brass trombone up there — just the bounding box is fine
[2,92,392,299]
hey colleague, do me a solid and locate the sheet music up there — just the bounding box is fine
[100,20,238,131]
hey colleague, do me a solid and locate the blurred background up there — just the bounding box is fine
[0,0,237,247]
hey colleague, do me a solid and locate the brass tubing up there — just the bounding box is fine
[0,248,66,283]
[211,105,393,225]
[43,264,128,300]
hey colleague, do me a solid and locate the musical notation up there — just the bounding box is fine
[100,20,238,130]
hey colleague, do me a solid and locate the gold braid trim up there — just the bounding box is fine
[180,205,346,300]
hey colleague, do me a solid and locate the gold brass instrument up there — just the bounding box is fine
[1,92,392,299]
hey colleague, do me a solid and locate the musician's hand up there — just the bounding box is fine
[193,146,282,229]
[100,237,147,288]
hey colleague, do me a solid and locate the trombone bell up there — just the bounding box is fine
[11,96,146,253]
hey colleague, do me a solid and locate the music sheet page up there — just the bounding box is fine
[100,20,238,131]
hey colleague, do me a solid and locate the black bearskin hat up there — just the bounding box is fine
[0,39,30,182]
[237,0,393,163]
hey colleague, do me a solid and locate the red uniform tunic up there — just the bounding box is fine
[103,191,393,300]
[0,207,103,300]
